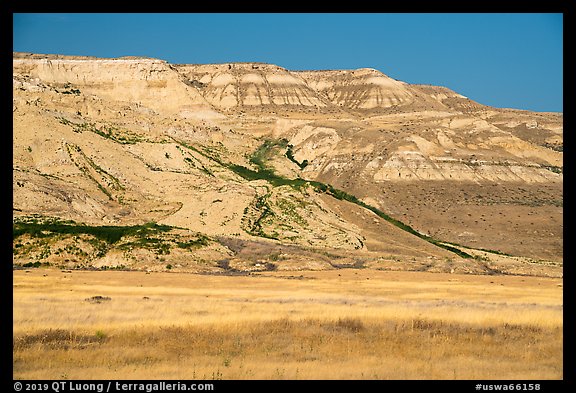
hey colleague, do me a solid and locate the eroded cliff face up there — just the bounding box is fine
[274,114,562,184]
[297,68,418,109]
[175,63,335,110]
[13,53,563,271]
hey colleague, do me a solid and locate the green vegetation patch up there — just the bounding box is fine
[176,234,210,249]
[285,144,309,170]
[13,218,172,245]
[227,164,308,189]
[275,197,308,227]
[58,118,143,144]
[249,139,288,171]
[542,165,562,174]
[242,193,279,240]
[13,217,215,266]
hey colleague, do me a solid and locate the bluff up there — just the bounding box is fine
[13,53,562,274]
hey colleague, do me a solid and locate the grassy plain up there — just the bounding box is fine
[13,268,562,380]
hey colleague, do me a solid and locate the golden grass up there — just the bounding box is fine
[13,269,563,379]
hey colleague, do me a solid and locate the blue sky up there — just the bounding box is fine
[13,13,563,112]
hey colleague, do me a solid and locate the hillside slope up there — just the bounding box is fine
[13,53,562,275]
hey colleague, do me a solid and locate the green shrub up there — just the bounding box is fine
[13,220,172,244]
[285,145,309,169]
[23,261,42,268]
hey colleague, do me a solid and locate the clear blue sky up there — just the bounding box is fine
[13,13,563,113]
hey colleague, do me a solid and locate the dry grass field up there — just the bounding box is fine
[13,268,562,380]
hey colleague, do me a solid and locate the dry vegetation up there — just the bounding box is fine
[13,269,563,380]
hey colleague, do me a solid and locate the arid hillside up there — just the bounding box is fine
[13,52,562,275]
